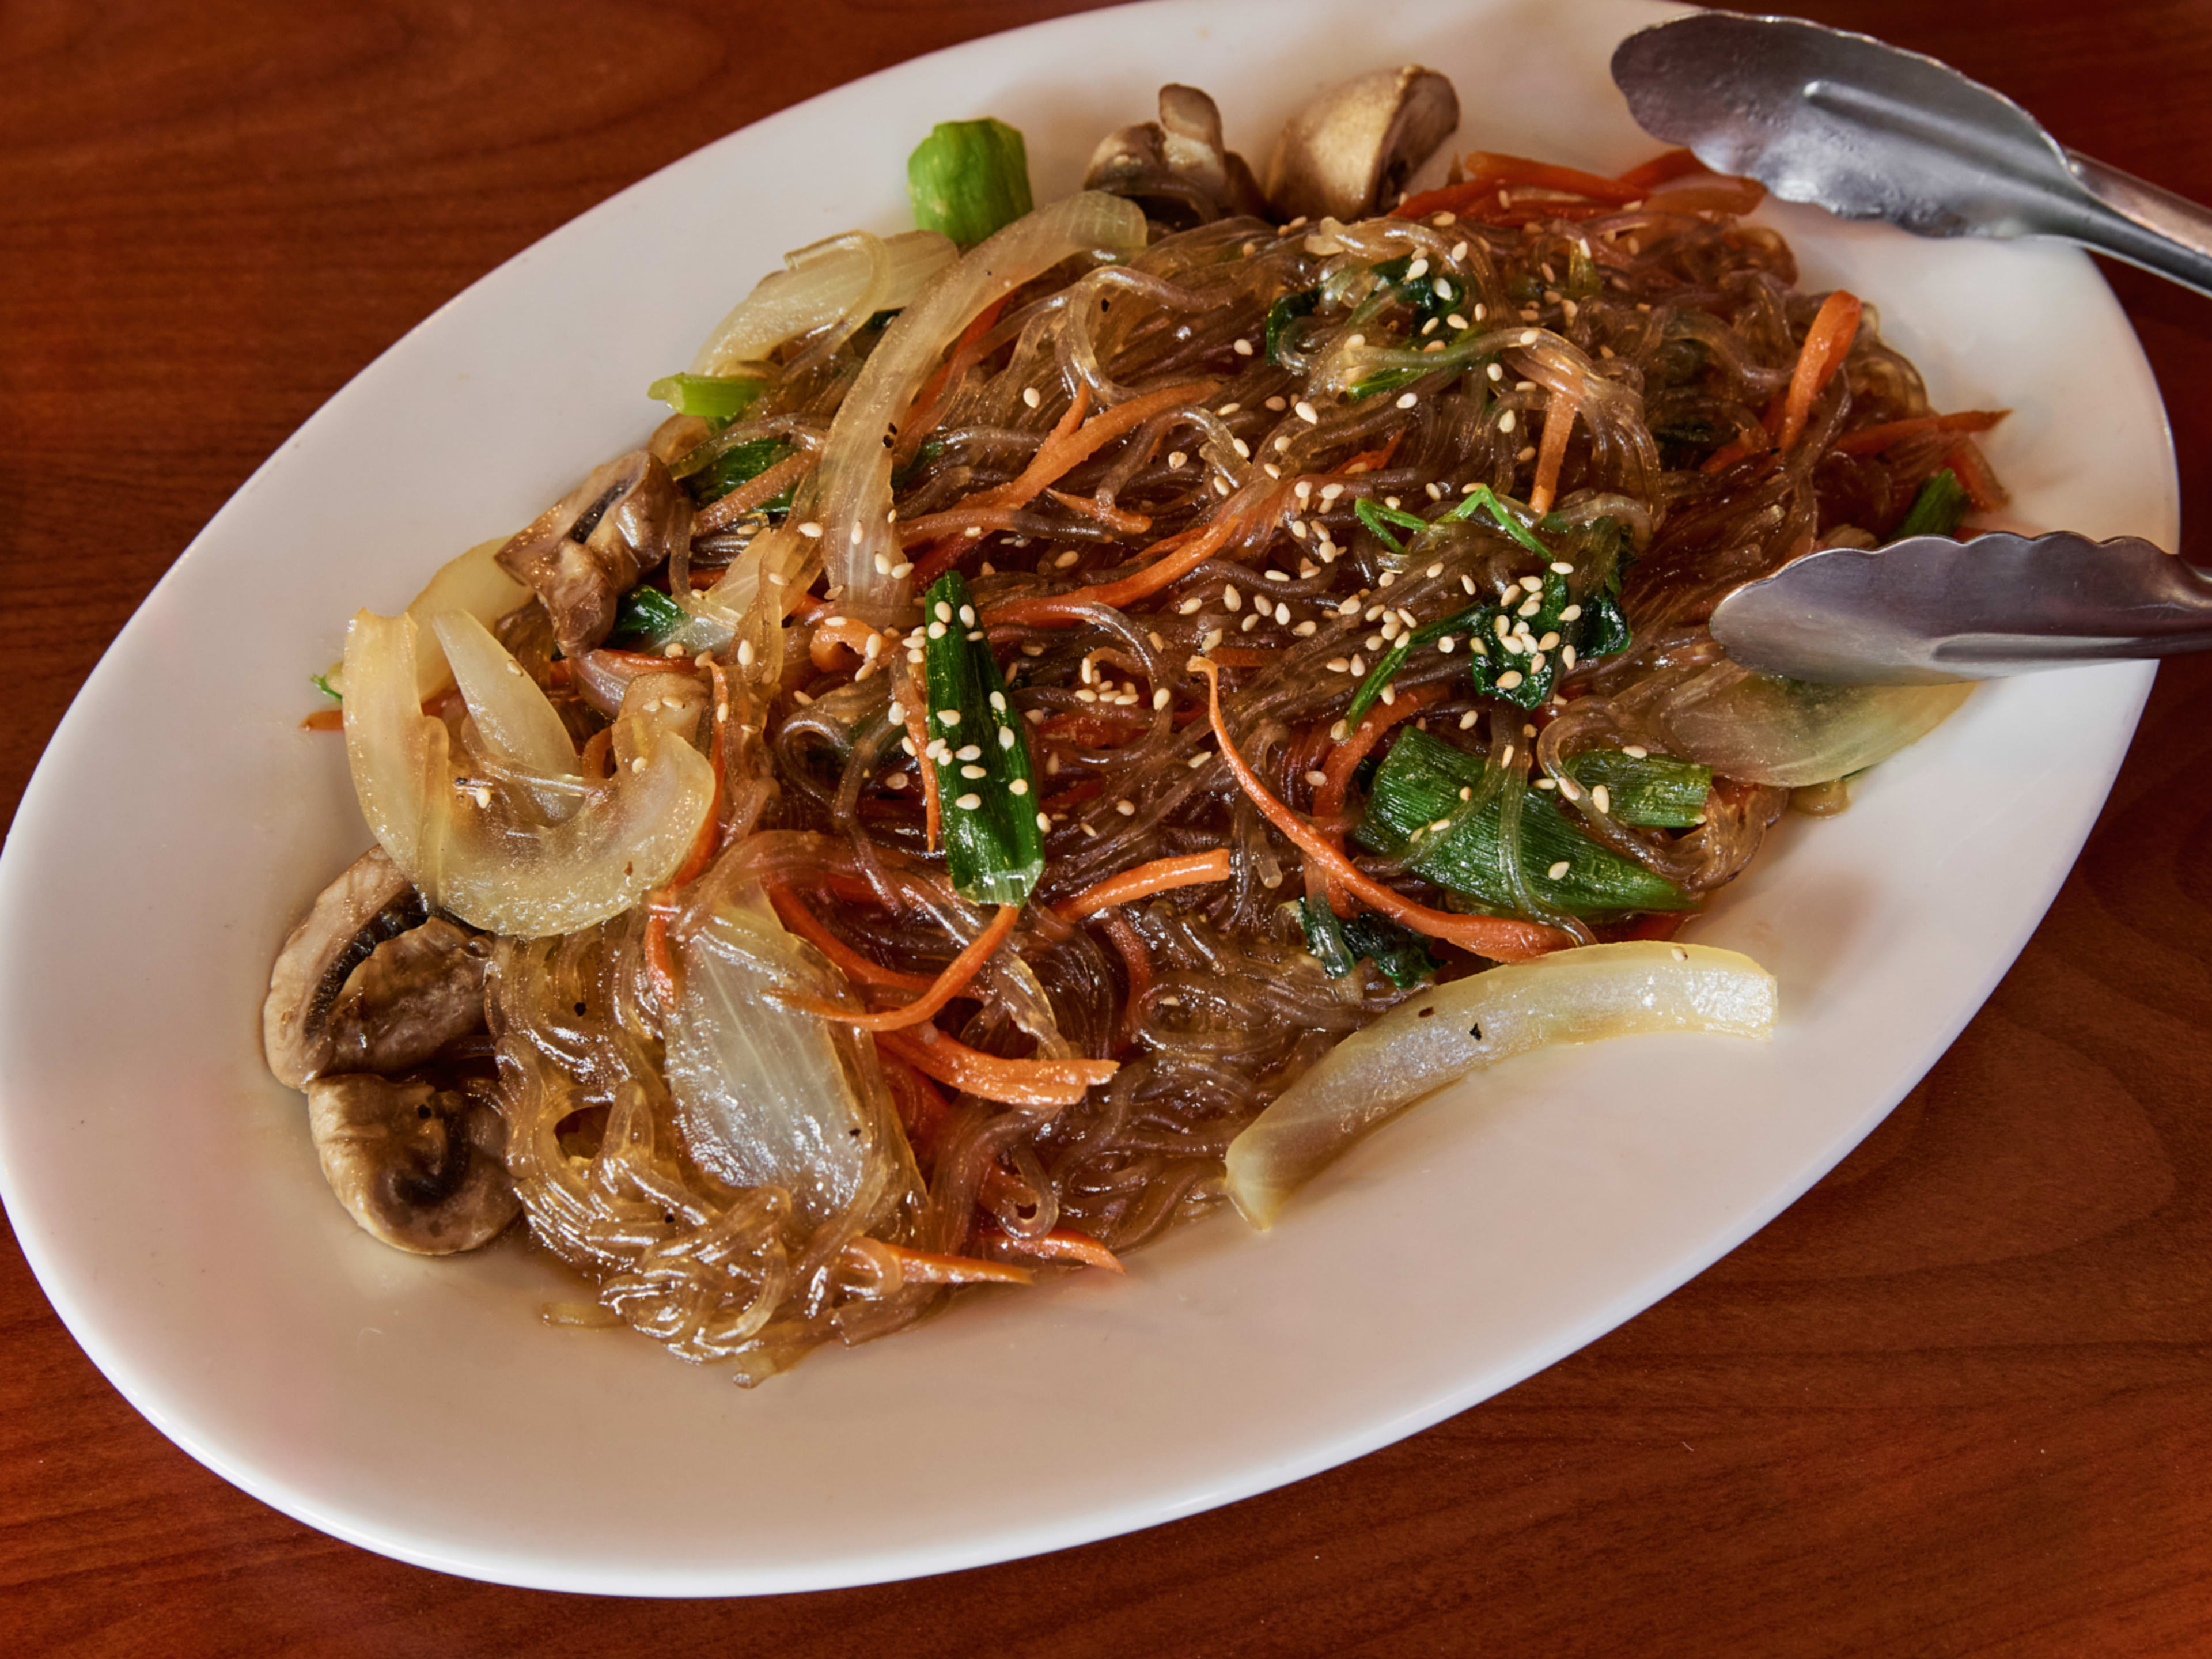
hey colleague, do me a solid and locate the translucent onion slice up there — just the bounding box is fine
[1661,675,1972,788]
[688,229,958,376]
[665,892,905,1229]
[342,610,713,938]
[1224,941,1777,1229]
[809,191,1150,613]
[319,535,532,702]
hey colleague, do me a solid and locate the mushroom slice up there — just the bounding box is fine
[307,1074,519,1255]
[1264,66,1460,223]
[263,847,425,1089]
[326,918,491,1077]
[495,450,692,658]
[1084,84,1270,224]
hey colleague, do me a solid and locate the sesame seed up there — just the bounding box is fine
[1395,391,1418,410]
[1460,711,1480,729]
[1202,628,1224,651]
[1241,613,1260,632]
[1055,550,1081,569]
[938,709,961,726]
[1535,777,1556,790]
[1347,333,1365,348]
[1624,745,1649,759]
[960,764,986,779]
[1349,654,1367,675]
[1222,585,1241,611]
[663,643,685,658]
[1231,437,1251,459]
[1521,330,1540,345]
[1152,686,1171,711]
[471,785,492,808]
[1496,670,1524,689]
[1437,636,1455,654]
[1168,450,1188,469]
[850,523,864,545]
[1672,946,1689,963]
[1499,410,1517,434]
[1177,596,1204,615]
[1036,810,1052,830]
[1559,604,1582,622]
[736,640,756,669]
[1294,400,1319,424]
[891,562,914,578]
[926,620,946,639]
[1330,720,1349,740]
[1233,338,1255,357]
[630,756,647,773]
[1547,860,1571,880]
[1304,770,1329,787]
[1435,278,1455,301]
[1429,817,1452,833]
[1560,643,1577,669]
[1022,387,1042,409]
[1538,631,1561,650]
[1592,785,1611,814]
[955,743,981,760]
[1268,396,1289,412]
[954,792,982,810]
[1462,574,1478,596]
[1115,798,1135,816]
[1187,751,1210,769]
[1327,657,1350,673]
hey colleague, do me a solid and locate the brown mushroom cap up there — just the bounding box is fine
[495,450,691,659]
[263,847,419,1089]
[1264,66,1461,224]
[307,1074,519,1254]
[1084,84,1271,225]
[325,918,491,1077]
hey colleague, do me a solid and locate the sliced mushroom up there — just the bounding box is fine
[263,847,424,1089]
[307,1074,519,1254]
[1264,66,1460,223]
[495,450,692,659]
[1084,84,1271,225]
[325,918,491,1076]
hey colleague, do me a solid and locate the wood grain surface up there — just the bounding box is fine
[6,1,2212,1651]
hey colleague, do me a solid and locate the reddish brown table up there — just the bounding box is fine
[7,2,2212,1651]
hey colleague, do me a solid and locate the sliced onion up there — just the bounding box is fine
[808,192,1150,614]
[665,890,905,1229]
[1224,941,1777,1229]
[1661,674,1972,788]
[342,610,713,938]
[320,535,532,701]
[688,229,957,376]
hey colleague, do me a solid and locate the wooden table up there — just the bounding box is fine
[7,1,2212,1650]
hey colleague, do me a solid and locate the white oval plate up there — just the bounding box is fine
[0,0,2174,1596]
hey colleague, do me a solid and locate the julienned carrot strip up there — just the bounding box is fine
[1834,409,2008,456]
[1773,290,1863,456]
[1043,487,1153,537]
[1204,646,1278,669]
[1616,146,1708,191]
[900,295,1008,463]
[1056,850,1233,920]
[1528,391,1577,517]
[881,1058,953,1168]
[643,910,680,1009]
[1191,657,1570,963]
[301,707,343,732]
[981,1227,1127,1274]
[973,380,1210,509]
[798,904,1021,1032]
[866,1240,1034,1287]
[1456,150,1649,204]
[809,615,884,672]
[876,1027,1116,1108]
[1700,424,1770,475]
[765,882,934,992]
[1313,686,1445,915]
[695,451,814,533]
[897,661,941,850]
[1097,909,1152,1051]
[982,521,1210,627]
[1945,439,2008,511]
[1314,687,1445,824]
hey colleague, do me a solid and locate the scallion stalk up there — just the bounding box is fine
[907,119,1034,248]
[1896,468,1971,539]
[921,572,1044,904]
[647,372,767,426]
[607,585,691,650]
[1560,749,1713,828]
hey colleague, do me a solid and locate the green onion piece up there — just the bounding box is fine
[607,585,691,649]
[1357,728,1693,917]
[1581,592,1632,657]
[908,119,1034,248]
[1294,897,1441,987]
[647,373,767,425]
[681,437,797,512]
[1266,289,1320,364]
[1439,484,1550,556]
[1895,468,1971,539]
[1353,495,1431,556]
[1560,749,1713,828]
[311,672,342,704]
[1342,600,1489,729]
[922,571,1044,904]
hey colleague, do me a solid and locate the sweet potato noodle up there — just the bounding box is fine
[266,77,2000,1384]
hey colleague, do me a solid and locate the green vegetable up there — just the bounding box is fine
[312,672,342,704]
[1357,729,1692,918]
[1265,288,1320,363]
[1352,495,1432,558]
[921,572,1044,904]
[908,119,1034,248]
[1895,468,1971,539]
[1297,896,1441,987]
[647,373,767,426]
[607,585,691,650]
[678,437,797,513]
[1560,749,1713,828]
[1438,483,1550,556]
